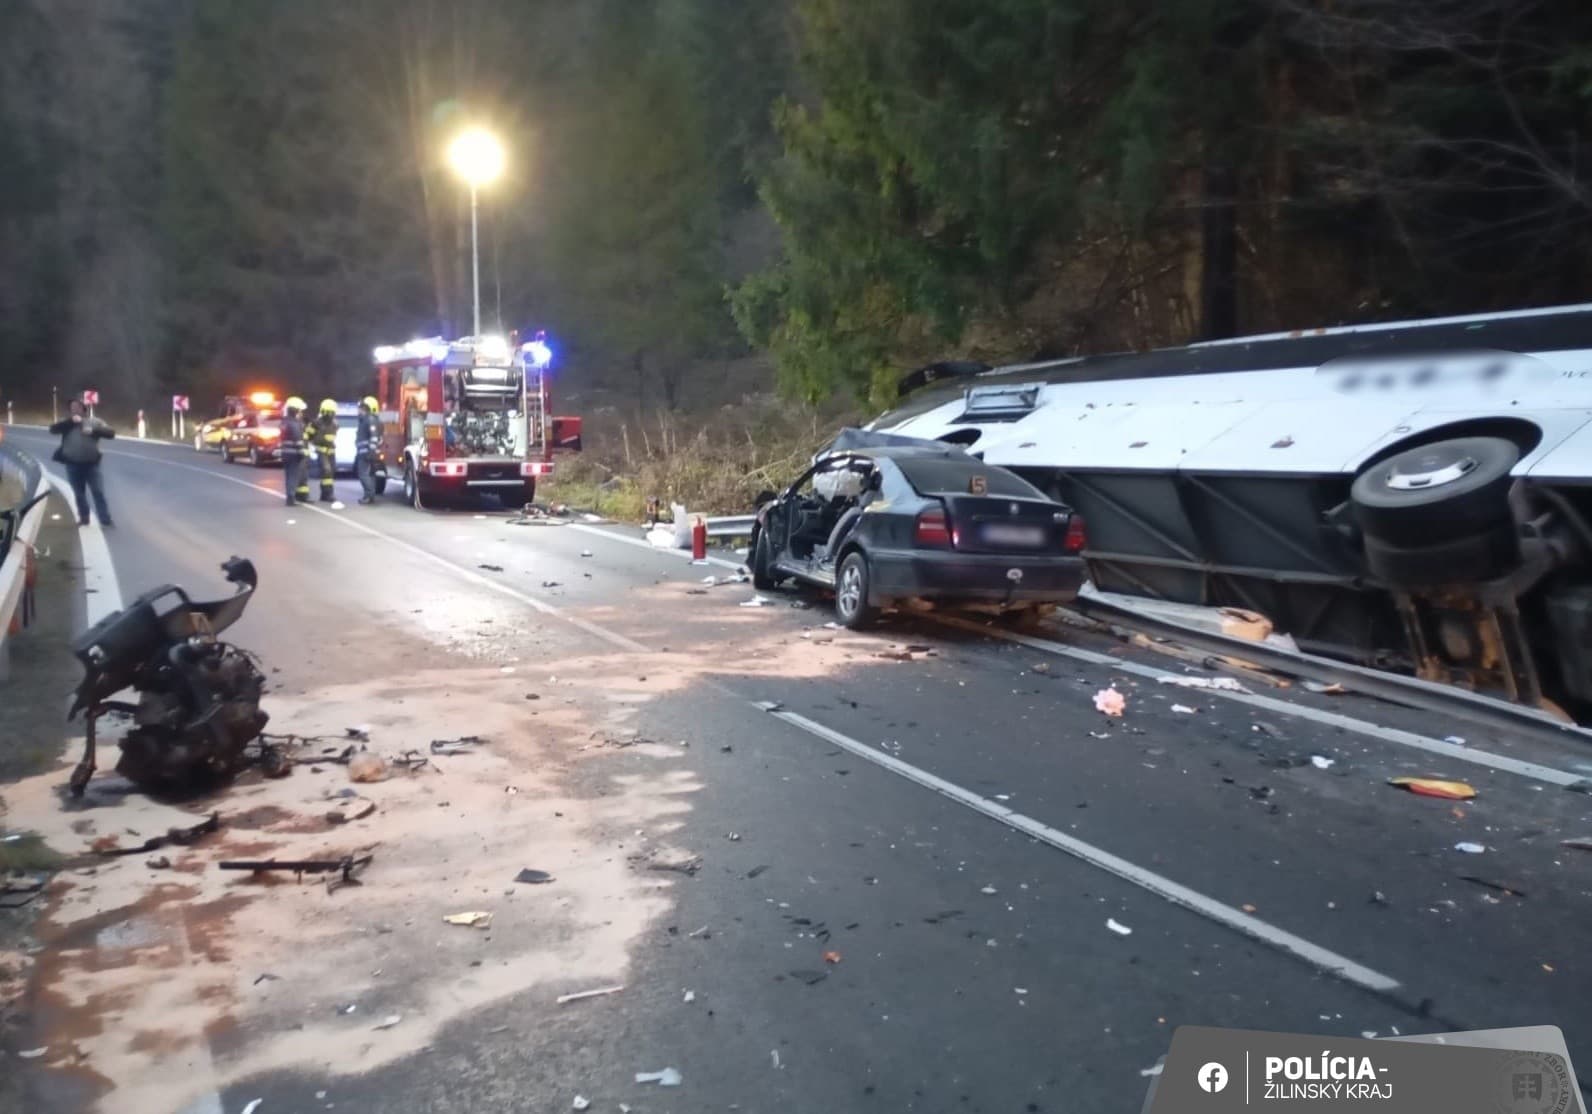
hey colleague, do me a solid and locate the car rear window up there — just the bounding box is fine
[895,458,1046,499]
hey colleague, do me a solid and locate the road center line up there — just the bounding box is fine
[99,448,648,653]
[755,700,1402,995]
[934,615,1589,790]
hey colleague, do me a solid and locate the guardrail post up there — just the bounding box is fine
[138,410,147,439]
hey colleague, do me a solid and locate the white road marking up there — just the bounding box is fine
[567,521,744,571]
[756,701,1403,994]
[98,448,648,653]
[39,470,123,624]
[936,615,1589,790]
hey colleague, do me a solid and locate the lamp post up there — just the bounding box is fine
[447,128,506,339]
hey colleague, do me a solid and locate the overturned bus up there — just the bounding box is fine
[870,304,1592,724]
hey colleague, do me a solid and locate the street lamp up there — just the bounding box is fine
[447,127,506,339]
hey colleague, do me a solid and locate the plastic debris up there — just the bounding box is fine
[18,1048,47,1060]
[1310,756,1336,770]
[514,868,554,884]
[1170,704,1196,715]
[980,885,998,895]
[635,1068,683,1087]
[1389,777,1477,800]
[373,1015,402,1030]
[771,1050,782,1070]
[1106,918,1133,936]
[1157,675,1249,693]
[347,752,388,783]
[683,990,696,1003]
[1093,687,1126,717]
[556,985,624,1005]
[1455,842,1486,854]
[1444,735,1466,746]
[1561,837,1592,852]
[1303,681,1347,695]
[739,595,772,608]
[572,1097,590,1110]
[442,911,493,928]
[823,950,842,964]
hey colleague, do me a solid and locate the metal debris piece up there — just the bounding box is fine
[1560,837,1592,852]
[1106,918,1133,936]
[1303,681,1347,695]
[514,869,554,885]
[556,985,624,1005]
[789,970,828,986]
[634,1068,683,1087]
[648,857,703,876]
[430,736,488,756]
[373,1015,402,1030]
[220,853,373,892]
[1459,875,1526,899]
[1157,675,1250,693]
[18,1048,47,1059]
[442,911,493,928]
[1170,704,1196,715]
[1454,841,1486,854]
[477,563,504,572]
[97,812,221,858]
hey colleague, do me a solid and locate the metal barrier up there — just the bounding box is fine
[703,515,756,538]
[0,442,48,679]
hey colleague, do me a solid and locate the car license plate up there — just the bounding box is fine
[983,524,1045,546]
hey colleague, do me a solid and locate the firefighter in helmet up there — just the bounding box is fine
[280,397,310,506]
[310,398,339,503]
[356,395,383,504]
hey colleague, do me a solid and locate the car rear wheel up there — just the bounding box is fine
[835,551,879,629]
[248,446,261,467]
[751,530,779,590]
[221,444,233,464]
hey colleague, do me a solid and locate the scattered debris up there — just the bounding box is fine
[240,1102,262,1114]
[514,868,555,885]
[1241,903,1258,913]
[18,1048,47,1060]
[746,864,769,879]
[1389,777,1477,800]
[1031,662,1051,674]
[1170,704,1196,715]
[477,563,504,572]
[789,970,828,986]
[345,725,371,742]
[541,580,562,588]
[823,951,843,964]
[649,856,703,876]
[1560,837,1592,852]
[348,752,388,783]
[771,1050,782,1070]
[739,595,772,608]
[683,990,696,1004]
[572,1097,590,1111]
[1093,687,1126,717]
[1156,675,1250,693]
[1106,918,1133,936]
[635,1068,683,1087]
[373,1015,402,1030]
[221,854,373,892]
[1443,736,1467,746]
[253,973,279,985]
[580,550,593,558]
[1459,875,1526,899]
[687,925,712,938]
[556,985,624,1005]
[443,911,493,928]
[430,736,487,756]
[144,855,171,870]
[1140,1063,1165,1078]
[1309,756,1336,770]
[1303,681,1347,695]
[980,885,998,895]
[323,797,376,825]
[97,812,221,858]
[1454,842,1486,854]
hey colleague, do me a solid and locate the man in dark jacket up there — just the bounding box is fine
[355,396,383,504]
[49,400,116,527]
[280,397,310,506]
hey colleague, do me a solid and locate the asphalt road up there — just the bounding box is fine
[3,426,1591,1114]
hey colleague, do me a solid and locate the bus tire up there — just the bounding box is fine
[1362,523,1520,588]
[1351,436,1518,547]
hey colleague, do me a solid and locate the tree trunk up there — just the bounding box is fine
[1200,160,1238,341]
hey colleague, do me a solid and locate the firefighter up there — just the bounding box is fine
[356,395,383,504]
[280,397,310,506]
[310,399,339,503]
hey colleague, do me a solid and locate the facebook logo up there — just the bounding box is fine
[1197,1063,1230,1093]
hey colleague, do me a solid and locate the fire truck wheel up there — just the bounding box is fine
[374,475,387,495]
[1350,436,1519,547]
[404,464,421,508]
[1362,522,1521,588]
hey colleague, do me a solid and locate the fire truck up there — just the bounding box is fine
[371,332,580,509]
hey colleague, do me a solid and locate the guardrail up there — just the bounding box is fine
[0,442,48,680]
[702,515,757,538]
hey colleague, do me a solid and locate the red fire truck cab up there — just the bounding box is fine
[372,333,580,509]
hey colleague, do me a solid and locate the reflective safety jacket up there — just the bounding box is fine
[356,412,383,455]
[309,413,337,453]
[280,415,306,456]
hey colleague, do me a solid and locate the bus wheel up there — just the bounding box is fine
[1351,436,1519,547]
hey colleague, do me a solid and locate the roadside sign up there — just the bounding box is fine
[82,389,100,406]
[172,395,190,412]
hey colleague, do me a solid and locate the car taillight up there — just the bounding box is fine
[915,507,953,548]
[1063,513,1087,553]
[520,461,553,476]
[429,462,467,477]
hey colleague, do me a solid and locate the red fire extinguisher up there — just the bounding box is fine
[691,516,707,561]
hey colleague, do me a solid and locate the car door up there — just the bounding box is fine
[229,414,256,453]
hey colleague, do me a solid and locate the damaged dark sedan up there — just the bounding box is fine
[750,435,1087,628]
